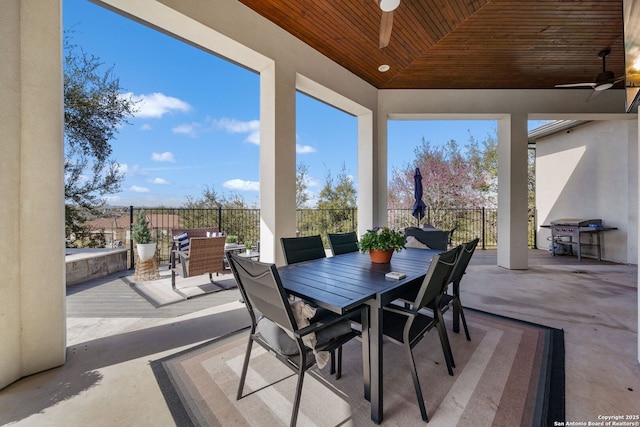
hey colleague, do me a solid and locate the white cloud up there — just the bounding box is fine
[139,123,152,131]
[296,144,316,154]
[149,177,169,185]
[214,118,259,133]
[246,131,260,145]
[116,163,129,175]
[151,152,175,162]
[122,164,148,177]
[130,185,150,193]
[173,122,201,137]
[305,176,322,188]
[124,92,191,118]
[213,118,260,144]
[223,179,259,192]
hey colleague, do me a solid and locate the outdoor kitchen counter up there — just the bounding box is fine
[541,223,618,262]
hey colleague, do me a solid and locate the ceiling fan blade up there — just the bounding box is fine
[585,89,602,103]
[379,11,393,48]
[555,83,597,88]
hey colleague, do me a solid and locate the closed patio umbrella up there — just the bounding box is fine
[412,168,426,226]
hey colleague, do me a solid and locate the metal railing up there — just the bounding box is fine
[127,207,260,266]
[84,206,535,267]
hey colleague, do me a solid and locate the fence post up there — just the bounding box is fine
[218,206,222,234]
[129,206,134,269]
[481,207,486,250]
[351,208,355,231]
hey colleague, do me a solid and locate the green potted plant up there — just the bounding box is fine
[132,209,156,261]
[244,240,253,255]
[225,235,238,248]
[358,227,405,263]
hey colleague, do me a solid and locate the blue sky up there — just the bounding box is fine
[64,0,532,208]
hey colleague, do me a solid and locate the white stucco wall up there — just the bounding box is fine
[535,119,638,264]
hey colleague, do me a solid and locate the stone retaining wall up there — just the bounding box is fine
[65,249,128,286]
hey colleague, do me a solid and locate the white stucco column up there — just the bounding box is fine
[497,113,529,269]
[637,109,640,364]
[259,63,297,265]
[0,0,66,389]
[357,112,378,236]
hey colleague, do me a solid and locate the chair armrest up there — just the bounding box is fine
[294,308,363,339]
[383,304,417,318]
[171,249,189,267]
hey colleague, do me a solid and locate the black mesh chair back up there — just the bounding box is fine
[227,252,359,427]
[414,245,461,312]
[228,252,297,334]
[442,237,479,340]
[281,235,326,264]
[449,237,479,286]
[327,231,359,256]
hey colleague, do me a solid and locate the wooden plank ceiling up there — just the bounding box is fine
[238,0,625,90]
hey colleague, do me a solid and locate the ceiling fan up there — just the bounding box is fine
[379,0,400,48]
[555,49,625,91]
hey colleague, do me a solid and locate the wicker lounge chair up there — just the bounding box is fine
[170,227,220,251]
[171,236,229,295]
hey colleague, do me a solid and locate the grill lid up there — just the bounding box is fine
[550,218,602,227]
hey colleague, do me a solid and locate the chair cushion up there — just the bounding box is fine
[405,235,431,249]
[256,317,299,355]
[255,311,354,356]
[174,232,190,252]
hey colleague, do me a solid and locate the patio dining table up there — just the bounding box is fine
[278,247,440,424]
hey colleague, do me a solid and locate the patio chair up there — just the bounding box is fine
[327,231,359,256]
[382,245,461,422]
[171,236,228,293]
[447,226,458,245]
[170,227,221,252]
[227,253,361,427]
[405,226,449,250]
[403,238,479,341]
[438,237,479,340]
[280,235,326,264]
[281,234,358,372]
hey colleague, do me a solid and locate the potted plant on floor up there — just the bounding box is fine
[132,209,156,261]
[358,227,405,263]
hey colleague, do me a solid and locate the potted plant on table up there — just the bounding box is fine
[244,241,253,256]
[358,227,405,263]
[132,209,156,261]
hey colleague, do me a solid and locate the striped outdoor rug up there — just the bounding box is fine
[151,308,564,426]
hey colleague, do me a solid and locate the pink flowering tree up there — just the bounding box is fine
[388,137,497,229]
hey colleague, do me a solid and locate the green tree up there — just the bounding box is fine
[296,162,311,208]
[313,163,357,235]
[184,185,258,244]
[467,132,498,206]
[184,184,249,210]
[316,163,357,210]
[64,35,137,245]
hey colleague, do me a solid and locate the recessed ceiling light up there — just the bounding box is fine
[378,64,390,72]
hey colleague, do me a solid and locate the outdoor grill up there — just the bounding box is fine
[550,218,602,231]
[548,218,612,261]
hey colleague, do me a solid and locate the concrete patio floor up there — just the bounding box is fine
[0,249,638,426]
